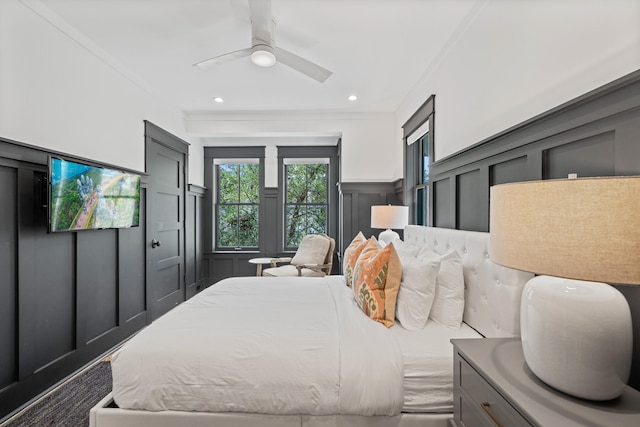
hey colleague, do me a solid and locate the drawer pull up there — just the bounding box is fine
[480,402,504,427]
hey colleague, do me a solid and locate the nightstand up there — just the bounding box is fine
[451,338,640,427]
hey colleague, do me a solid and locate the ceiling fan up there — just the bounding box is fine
[193,0,333,83]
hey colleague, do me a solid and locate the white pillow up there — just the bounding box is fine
[395,255,441,330]
[391,239,422,258]
[417,245,437,258]
[291,234,331,266]
[426,250,465,328]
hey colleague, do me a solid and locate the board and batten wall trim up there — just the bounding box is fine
[429,68,640,231]
[422,68,640,389]
[186,184,207,299]
[0,138,148,421]
[0,122,205,422]
[339,180,403,269]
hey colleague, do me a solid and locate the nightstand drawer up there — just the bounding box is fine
[458,392,494,427]
[459,357,532,427]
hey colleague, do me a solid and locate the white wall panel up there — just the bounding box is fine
[397,0,640,162]
[187,112,400,182]
[0,0,203,185]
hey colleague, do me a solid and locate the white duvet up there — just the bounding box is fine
[111,276,404,416]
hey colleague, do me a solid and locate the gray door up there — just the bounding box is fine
[146,137,186,321]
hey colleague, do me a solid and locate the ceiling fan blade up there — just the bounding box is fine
[193,48,252,69]
[275,47,333,83]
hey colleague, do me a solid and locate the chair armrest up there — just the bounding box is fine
[295,263,330,276]
[270,257,292,268]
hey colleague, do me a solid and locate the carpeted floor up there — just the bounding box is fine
[4,361,112,427]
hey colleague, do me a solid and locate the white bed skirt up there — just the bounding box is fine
[90,393,452,427]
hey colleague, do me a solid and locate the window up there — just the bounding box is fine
[422,133,430,184]
[204,144,337,256]
[215,159,260,249]
[278,145,339,252]
[415,132,430,226]
[403,94,434,226]
[283,159,329,248]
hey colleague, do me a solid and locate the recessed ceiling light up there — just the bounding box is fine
[348,95,358,101]
[213,97,224,103]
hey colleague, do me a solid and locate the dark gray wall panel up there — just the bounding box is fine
[339,181,402,262]
[119,193,146,323]
[0,166,17,389]
[195,189,207,286]
[210,256,234,283]
[357,193,387,239]
[264,188,278,256]
[544,132,615,179]
[433,178,452,229]
[186,186,206,299]
[490,156,528,186]
[28,221,75,373]
[185,193,196,288]
[77,230,118,344]
[33,238,75,368]
[456,169,484,231]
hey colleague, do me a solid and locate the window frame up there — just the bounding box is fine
[277,145,339,253]
[214,159,261,250]
[203,146,265,253]
[403,95,435,226]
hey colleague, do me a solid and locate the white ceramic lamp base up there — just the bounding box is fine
[521,275,633,401]
[377,229,399,246]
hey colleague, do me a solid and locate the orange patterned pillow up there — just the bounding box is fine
[352,238,402,327]
[343,232,368,287]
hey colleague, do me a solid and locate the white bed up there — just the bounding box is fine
[90,225,534,427]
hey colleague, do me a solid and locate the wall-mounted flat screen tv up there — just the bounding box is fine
[49,156,141,232]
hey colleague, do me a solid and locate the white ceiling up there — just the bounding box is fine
[32,0,479,115]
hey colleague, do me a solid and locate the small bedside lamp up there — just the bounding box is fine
[490,175,640,400]
[371,205,409,245]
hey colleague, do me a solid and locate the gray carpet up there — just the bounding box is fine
[5,361,112,427]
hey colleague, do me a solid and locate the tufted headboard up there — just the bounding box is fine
[403,225,534,338]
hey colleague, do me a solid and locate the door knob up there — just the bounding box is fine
[151,239,162,248]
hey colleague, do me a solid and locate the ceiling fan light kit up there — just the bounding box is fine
[251,45,276,67]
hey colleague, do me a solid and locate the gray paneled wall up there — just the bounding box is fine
[0,164,17,391]
[186,184,208,299]
[431,70,640,231]
[425,69,640,390]
[0,147,148,419]
[339,181,403,262]
[0,129,205,420]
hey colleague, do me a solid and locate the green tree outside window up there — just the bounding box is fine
[216,162,260,248]
[285,163,328,247]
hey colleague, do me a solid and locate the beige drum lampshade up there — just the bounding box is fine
[490,176,640,284]
[371,205,409,245]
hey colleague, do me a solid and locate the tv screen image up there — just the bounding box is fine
[49,157,141,232]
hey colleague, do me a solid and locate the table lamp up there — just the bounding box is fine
[371,205,409,245]
[490,175,640,400]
